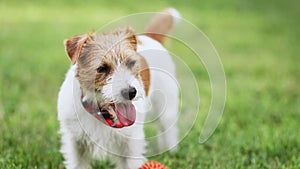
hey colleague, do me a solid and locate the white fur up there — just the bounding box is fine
[57,35,179,169]
[165,8,181,25]
[101,63,145,103]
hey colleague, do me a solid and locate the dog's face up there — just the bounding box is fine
[64,28,149,128]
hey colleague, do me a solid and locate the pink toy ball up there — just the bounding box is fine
[139,161,168,169]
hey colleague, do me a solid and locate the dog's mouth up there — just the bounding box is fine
[82,100,136,128]
[101,102,136,128]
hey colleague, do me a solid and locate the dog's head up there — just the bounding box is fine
[64,28,149,128]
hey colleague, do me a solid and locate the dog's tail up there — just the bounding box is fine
[144,8,181,43]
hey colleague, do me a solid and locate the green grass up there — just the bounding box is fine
[1,0,299,168]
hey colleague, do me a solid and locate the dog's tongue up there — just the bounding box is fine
[115,102,136,126]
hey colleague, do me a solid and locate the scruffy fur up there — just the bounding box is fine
[58,8,180,169]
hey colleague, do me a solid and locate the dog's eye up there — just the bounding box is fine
[96,65,110,73]
[126,60,136,69]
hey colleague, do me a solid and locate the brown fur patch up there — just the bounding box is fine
[139,55,150,96]
[64,31,95,64]
[144,9,174,43]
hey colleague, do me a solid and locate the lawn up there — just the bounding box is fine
[0,0,299,168]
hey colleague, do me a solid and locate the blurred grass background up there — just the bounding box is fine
[0,0,299,168]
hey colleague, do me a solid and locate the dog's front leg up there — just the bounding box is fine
[125,157,147,169]
[114,156,146,169]
[113,128,147,169]
[61,133,92,169]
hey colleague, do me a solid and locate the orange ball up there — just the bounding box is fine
[139,161,168,169]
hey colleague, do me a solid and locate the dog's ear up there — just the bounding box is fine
[124,27,137,51]
[64,31,95,64]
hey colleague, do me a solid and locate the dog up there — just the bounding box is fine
[57,8,180,169]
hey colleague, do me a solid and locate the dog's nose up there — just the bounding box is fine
[121,87,137,100]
